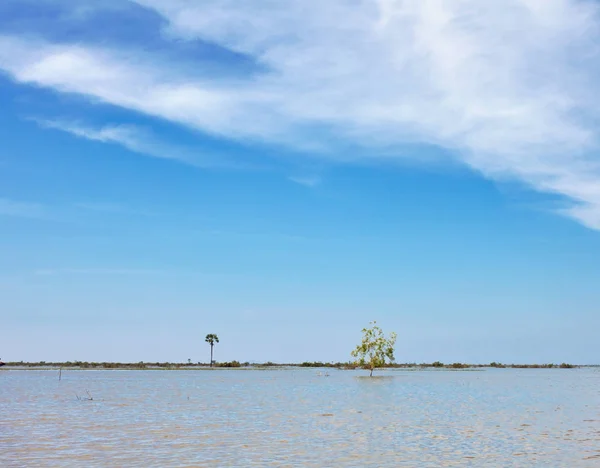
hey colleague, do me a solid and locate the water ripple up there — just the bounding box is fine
[1,368,599,466]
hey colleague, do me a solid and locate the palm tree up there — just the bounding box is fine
[205,334,219,367]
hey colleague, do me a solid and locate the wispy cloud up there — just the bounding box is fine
[33,119,235,168]
[0,198,45,218]
[2,1,600,227]
[73,202,155,216]
[288,175,321,188]
[34,268,164,276]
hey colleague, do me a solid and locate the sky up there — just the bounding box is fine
[1,0,600,364]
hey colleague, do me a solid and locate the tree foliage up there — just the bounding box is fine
[351,321,397,376]
[205,334,219,346]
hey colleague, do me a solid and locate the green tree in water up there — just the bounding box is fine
[205,334,219,367]
[351,321,397,376]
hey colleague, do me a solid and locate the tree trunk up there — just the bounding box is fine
[210,344,214,367]
[370,365,373,377]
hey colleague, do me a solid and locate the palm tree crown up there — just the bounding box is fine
[205,334,219,345]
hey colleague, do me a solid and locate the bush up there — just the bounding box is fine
[451,362,468,369]
[300,361,325,367]
[217,360,241,368]
[431,361,444,368]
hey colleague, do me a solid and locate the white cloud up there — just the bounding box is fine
[0,198,44,218]
[1,0,600,227]
[33,119,235,168]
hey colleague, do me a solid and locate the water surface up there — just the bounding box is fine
[1,368,599,466]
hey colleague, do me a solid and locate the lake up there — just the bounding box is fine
[1,367,599,466]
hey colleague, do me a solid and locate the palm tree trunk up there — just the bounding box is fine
[210,344,214,367]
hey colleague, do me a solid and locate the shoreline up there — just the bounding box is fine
[1,362,592,371]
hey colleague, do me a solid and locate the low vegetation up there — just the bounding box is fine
[216,360,243,368]
[2,360,581,370]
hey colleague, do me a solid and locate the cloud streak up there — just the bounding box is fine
[288,175,321,188]
[73,201,156,217]
[33,268,164,276]
[33,119,240,168]
[1,1,600,227]
[0,198,45,218]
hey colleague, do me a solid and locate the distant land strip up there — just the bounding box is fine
[2,361,592,370]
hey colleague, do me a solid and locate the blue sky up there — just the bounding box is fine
[1,0,600,364]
